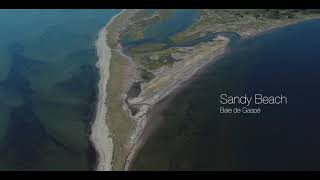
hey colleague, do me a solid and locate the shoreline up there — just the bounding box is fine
[90,10,125,171]
[123,18,320,170]
[125,17,320,170]
[124,36,230,170]
[241,17,320,41]
[89,10,320,170]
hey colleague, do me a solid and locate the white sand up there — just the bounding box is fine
[90,11,124,171]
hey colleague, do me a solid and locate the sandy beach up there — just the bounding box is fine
[90,10,125,171]
[89,10,320,171]
[123,35,230,170]
[123,18,320,170]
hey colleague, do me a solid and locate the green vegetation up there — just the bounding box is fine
[122,30,144,42]
[140,54,175,70]
[105,8,320,171]
[134,47,178,70]
[174,9,320,42]
[123,9,320,81]
[121,9,176,43]
[140,68,155,82]
[170,31,207,45]
[120,10,157,42]
[244,9,320,19]
[107,50,133,170]
[122,11,159,42]
[129,43,166,54]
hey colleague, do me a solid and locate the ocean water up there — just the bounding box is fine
[132,19,320,170]
[143,9,199,42]
[121,9,200,47]
[0,9,120,170]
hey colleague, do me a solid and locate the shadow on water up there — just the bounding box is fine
[0,43,78,170]
[125,82,142,116]
[54,62,99,170]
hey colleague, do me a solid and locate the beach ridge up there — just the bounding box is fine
[97,10,320,171]
[90,10,125,171]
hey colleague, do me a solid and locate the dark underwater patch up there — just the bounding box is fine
[0,43,77,170]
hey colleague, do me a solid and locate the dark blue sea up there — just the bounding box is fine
[132,19,320,170]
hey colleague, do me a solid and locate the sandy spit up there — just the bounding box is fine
[90,10,125,171]
[124,36,230,171]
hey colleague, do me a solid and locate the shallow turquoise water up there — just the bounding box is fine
[0,9,120,170]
